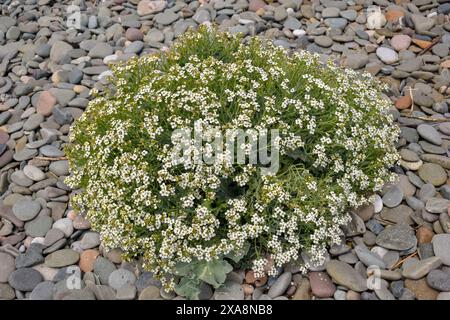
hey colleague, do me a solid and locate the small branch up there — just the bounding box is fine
[418,35,443,56]
[402,115,449,122]
[408,87,415,116]
[35,156,67,161]
[389,251,418,271]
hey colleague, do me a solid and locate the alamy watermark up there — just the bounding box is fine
[170,121,280,175]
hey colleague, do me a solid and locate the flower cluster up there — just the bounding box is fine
[65,27,399,293]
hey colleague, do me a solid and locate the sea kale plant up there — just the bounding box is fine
[65,26,399,299]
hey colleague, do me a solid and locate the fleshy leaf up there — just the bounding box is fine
[175,277,202,300]
[195,259,233,288]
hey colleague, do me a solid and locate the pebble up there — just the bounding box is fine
[45,249,80,268]
[8,268,43,292]
[402,257,441,280]
[52,218,73,238]
[12,199,41,222]
[376,47,399,64]
[382,186,403,208]
[108,269,136,290]
[432,234,450,266]
[309,272,336,298]
[426,269,450,291]
[417,124,442,146]
[326,261,367,292]
[418,163,447,186]
[94,256,117,285]
[0,252,15,282]
[267,272,291,298]
[376,224,417,251]
[139,285,161,300]
[391,35,411,51]
[30,281,55,300]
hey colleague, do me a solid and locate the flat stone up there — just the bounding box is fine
[402,257,441,280]
[116,284,137,300]
[45,249,80,268]
[380,205,413,225]
[138,285,161,300]
[108,269,137,290]
[417,124,442,146]
[52,218,73,237]
[80,231,100,249]
[426,268,450,292]
[25,216,53,238]
[382,185,403,208]
[79,249,100,273]
[93,256,116,285]
[0,252,15,282]
[15,243,44,268]
[391,35,411,51]
[267,272,291,298]
[425,198,450,214]
[376,224,417,251]
[23,165,46,181]
[405,278,439,300]
[137,0,166,16]
[326,261,367,292]
[0,283,15,300]
[30,281,55,300]
[418,163,447,186]
[432,234,450,266]
[88,42,113,59]
[354,245,386,268]
[309,271,336,298]
[376,47,399,64]
[12,199,41,222]
[8,268,43,292]
[154,11,179,25]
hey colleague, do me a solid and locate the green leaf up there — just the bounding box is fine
[175,277,202,300]
[195,259,233,288]
[225,242,250,263]
[173,261,196,277]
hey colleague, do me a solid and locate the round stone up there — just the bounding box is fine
[426,269,450,291]
[126,28,143,41]
[432,234,450,266]
[418,163,447,186]
[325,261,367,292]
[30,281,55,300]
[373,194,383,213]
[309,271,336,298]
[314,36,333,47]
[52,218,73,237]
[45,249,80,268]
[12,199,41,222]
[382,185,403,208]
[417,124,442,146]
[376,47,399,64]
[8,268,43,292]
[23,165,46,181]
[138,285,161,300]
[25,216,53,237]
[80,231,101,249]
[391,35,411,51]
[79,249,100,272]
[376,224,417,251]
[93,256,117,285]
[108,269,137,290]
[0,252,15,282]
[267,272,292,298]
